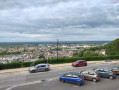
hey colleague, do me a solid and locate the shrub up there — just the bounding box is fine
[22,62,32,67]
[0,63,5,70]
[5,62,22,69]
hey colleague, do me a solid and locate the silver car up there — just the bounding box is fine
[29,64,50,73]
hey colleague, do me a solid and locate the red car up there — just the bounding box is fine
[72,60,87,67]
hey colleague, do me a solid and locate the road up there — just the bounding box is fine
[0,61,119,90]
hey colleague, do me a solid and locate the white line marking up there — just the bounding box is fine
[6,80,42,90]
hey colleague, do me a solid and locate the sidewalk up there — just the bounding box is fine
[0,60,119,74]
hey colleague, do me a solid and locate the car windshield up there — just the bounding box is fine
[75,60,83,63]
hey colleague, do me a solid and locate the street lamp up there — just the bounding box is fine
[57,39,59,63]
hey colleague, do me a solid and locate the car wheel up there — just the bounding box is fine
[92,78,97,82]
[76,65,79,67]
[109,76,113,80]
[32,70,36,73]
[45,68,49,71]
[76,82,81,86]
[60,79,65,83]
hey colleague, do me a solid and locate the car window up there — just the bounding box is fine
[72,75,79,78]
[99,69,104,72]
[82,71,88,74]
[103,69,109,72]
[37,66,40,68]
[95,68,99,71]
[112,68,118,70]
[88,72,95,75]
[75,61,80,63]
[64,74,72,77]
[40,65,46,67]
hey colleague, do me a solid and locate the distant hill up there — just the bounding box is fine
[89,38,119,56]
[104,38,119,55]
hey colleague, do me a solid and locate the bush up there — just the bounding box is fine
[5,62,22,69]
[0,55,119,70]
[22,62,32,67]
[0,63,5,70]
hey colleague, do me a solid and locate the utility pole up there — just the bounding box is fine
[57,39,59,63]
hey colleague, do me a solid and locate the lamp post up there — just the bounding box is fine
[57,39,59,63]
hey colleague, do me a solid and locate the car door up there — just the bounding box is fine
[79,61,83,66]
[81,71,89,79]
[98,69,105,77]
[40,65,46,71]
[36,65,41,72]
[63,74,72,83]
[88,72,95,80]
[71,75,79,83]
[103,69,109,77]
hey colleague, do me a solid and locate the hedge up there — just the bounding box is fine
[22,62,32,67]
[0,55,119,70]
[0,63,5,70]
[4,62,22,69]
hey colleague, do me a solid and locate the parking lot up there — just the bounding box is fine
[2,61,119,90]
[11,76,119,90]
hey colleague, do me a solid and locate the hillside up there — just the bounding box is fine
[89,38,119,56]
[104,38,119,55]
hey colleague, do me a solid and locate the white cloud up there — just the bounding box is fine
[0,0,119,42]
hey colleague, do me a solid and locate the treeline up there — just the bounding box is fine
[89,38,119,56]
[0,51,21,55]
[1,55,119,70]
[73,50,104,57]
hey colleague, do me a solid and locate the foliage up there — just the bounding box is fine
[0,51,21,55]
[4,62,22,69]
[22,62,32,67]
[0,55,119,70]
[73,50,103,57]
[89,38,119,56]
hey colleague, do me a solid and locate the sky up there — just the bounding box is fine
[0,0,119,42]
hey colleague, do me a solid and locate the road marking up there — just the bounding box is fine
[73,85,79,87]
[6,80,42,90]
[6,77,58,90]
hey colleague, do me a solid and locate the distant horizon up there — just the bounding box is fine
[0,40,112,44]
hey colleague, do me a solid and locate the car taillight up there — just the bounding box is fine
[96,75,98,78]
[112,72,115,75]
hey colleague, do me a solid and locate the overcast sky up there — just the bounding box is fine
[0,0,119,42]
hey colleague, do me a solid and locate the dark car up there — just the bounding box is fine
[59,72,84,86]
[111,66,119,75]
[80,70,100,82]
[72,60,87,67]
[93,67,116,80]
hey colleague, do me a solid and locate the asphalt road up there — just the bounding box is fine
[0,62,119,90]
[11,76,119,90]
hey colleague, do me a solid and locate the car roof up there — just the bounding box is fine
[67,72,81,75]
[36,63,49,66]
[111,66,119,68]
[82,69,96,72]
[76,60,85,61]
[95,67,112,70]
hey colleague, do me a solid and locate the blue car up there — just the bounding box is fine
[59,72,84,86]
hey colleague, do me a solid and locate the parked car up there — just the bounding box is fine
[72,60,87,67]
[59,72,84,86]
[29,63,50,73]
[111,66,119,75]
[80,70,100,82]
[93,67,116,80]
